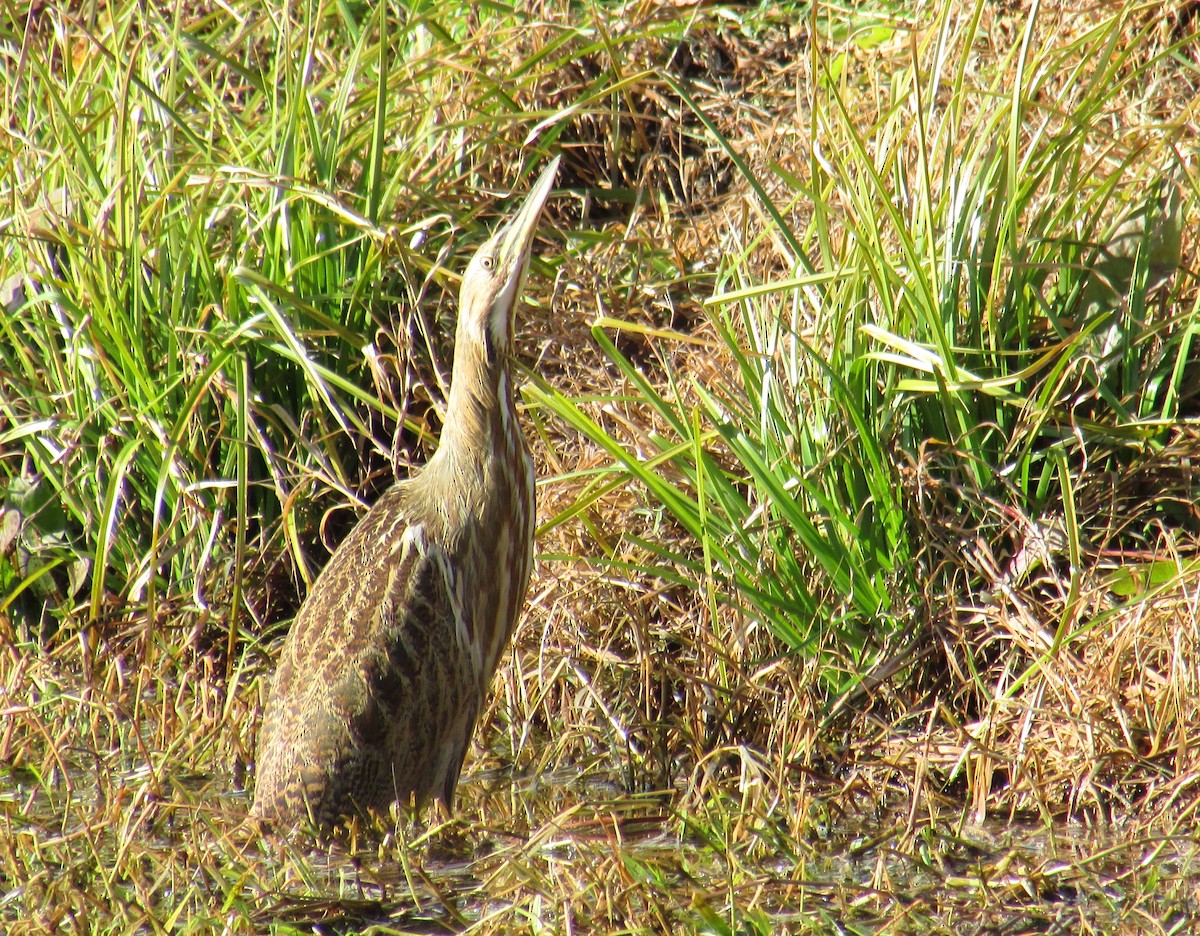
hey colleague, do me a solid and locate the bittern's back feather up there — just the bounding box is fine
[251,158,558,827]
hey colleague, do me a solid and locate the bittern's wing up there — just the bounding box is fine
[255,485,478,817]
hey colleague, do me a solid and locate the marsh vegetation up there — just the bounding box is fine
[1,0,1198,931]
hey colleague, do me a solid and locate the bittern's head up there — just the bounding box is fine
[458,156,560,359]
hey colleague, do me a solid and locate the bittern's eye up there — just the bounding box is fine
[480,255,495,271]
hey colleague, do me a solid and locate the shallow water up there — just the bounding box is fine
[7,754,1199,932]
[240,775,1200,931]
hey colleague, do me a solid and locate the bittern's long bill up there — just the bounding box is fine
[251,157,561,827]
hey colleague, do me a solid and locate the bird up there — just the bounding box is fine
[251,157,560,827]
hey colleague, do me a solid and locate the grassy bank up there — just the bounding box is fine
[1,0,1198,931]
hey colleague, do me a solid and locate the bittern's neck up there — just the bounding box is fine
[440,333,517,461]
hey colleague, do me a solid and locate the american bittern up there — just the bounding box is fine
[252,158,560,826]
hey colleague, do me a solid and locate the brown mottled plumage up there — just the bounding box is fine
[251,159,560,827]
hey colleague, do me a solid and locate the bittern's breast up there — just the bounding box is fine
[467,442,535,683]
